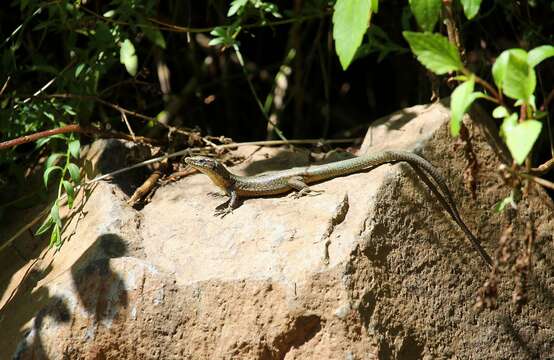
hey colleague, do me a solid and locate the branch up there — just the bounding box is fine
[530,157,554,175]
[0,124,161,150]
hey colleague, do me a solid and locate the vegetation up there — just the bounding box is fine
[0,1,552,305]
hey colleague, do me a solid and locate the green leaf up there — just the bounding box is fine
[492,106,509,119]
[333,0,373,70]
[141,24,166,49]
[50,224,61,247]
[103,10,116,18]
[75,63,86,78]
[527,45,554,68]
[370,0,379,12]
[50,201,62,228]
[43,166,63,187]
[402,32,463,74]
[494,196,512,213]
[503,52,535,102]
[35,215,54,235]
[499,113,518,139]
[450,78,484,136]
[460,0,482,19]
[67,163,81,184]
[208,26,239,48]
[62,180,75,208]
[408,0,441,32]
[228,0,248,16]
[492,48,527,90]
[505,120,542,164]
[43,112,55,121]
[68,139,80,159]
[46,152,64,169]
[120,39,138,76]
[494,188,521,212]
[35,134,66,149]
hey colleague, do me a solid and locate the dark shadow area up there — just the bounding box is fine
[1,233,128,359]
[272,315,322,360]
[0,178,97,310]
[12,295,70,360]
[69,233,128,323]
[498,315,540,359]
[397,334,424,360]
[90,140,152,197]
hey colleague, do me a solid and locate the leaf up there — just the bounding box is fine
[43,112,55,121]
[103,10,116,18]
[527,45,554,68]
[50,201,61,228]
[505,120,542,165]
[408,0,441,32]
[450,78,484,136]
[333,0,373,70]
[67,163,81,184]
[62,180,75,208]
[503,52,535,102]
[35,134,66,149]
[50,224,61,247]
[75,63,86,78]
[68,139,80,159]
[46,152,64,169]
[63,105,76,115]
[402,32,463,74]
[43,166,63,187]
[228,0,248,16]
[208,26,239,48]
[499,113,518,139]
[492,106,509,119]
[494,196,512,213]
[120,39,138,76]
[460,0,482,19]
[35,215,54,235]
[370,0,379,12]
[141,24,166,49]
[492,48,527,90]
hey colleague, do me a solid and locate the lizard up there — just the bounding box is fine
[184,150,493,268]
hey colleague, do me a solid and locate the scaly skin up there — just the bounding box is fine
[185,151,493,268]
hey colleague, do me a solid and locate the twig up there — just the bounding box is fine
[0,124,160,150]
[15,60,76,108]
[522,173,554,191]
[530,157,554,175]
[0,76,10,96]
[120,111,136,141]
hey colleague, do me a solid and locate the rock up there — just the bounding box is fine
[2,101,553,359]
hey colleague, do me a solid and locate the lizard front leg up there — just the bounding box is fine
[287,176,324,198]
[214,188,238,218]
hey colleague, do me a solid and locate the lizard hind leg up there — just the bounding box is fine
[287,176,324,199]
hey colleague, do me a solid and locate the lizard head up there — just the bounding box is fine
[185,156,234,190]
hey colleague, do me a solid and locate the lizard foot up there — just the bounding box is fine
[291,188,324,199]
[214,207,233,218]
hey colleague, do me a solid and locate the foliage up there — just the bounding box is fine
[332,0,377,69]
[35,136,81,247]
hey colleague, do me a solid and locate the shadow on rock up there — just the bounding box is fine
[9,233,129,359]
